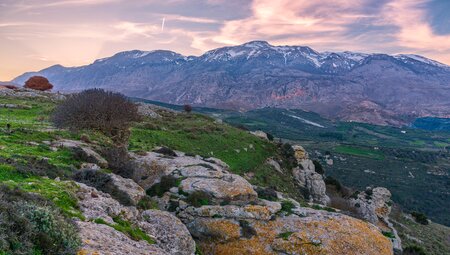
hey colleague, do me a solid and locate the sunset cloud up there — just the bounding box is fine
[0,0,449,80]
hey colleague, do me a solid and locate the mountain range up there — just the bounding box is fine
[13,41,450,126]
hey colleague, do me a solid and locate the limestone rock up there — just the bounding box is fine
[186,209,393,255]
[292,159,330,205]
[250,130,269,140]
[131,152,257,204]
[138,210,196,255]
[52,139,108,168]
[137,103,161,118]
[76,220,166,255]
[292,145,308,161]
[76,182,138,223]
[350,187,392,224]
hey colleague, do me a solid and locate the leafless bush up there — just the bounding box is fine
[51,89,141,144]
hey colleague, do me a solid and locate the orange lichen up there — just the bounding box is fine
[202,219,241,241]
[195,214,393,255]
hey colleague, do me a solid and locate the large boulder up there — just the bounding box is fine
[76,220,166,255]
[350,187,392,224]
[138,210,196,255]
[184,207,392,255]
[292,159,330,205]
[131,151,257,204]
[75,182,195,255]
[52,139,108,168]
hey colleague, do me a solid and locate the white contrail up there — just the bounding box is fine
[161,17,165,31]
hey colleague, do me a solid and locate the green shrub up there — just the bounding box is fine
[382,231,395,239]
[137,196,158,210]
[312,160,324,175]
[280,200,295,215]
[324,176,342,192]
[186,191,211,207]
[146,175,181,197]
[255,187,278,201]
[0,185,80,255]
[411,211,429,225]
[277,231,294,240]
[403,245,427,255]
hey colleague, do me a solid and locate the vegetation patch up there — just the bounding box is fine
[186,191,212,207]
[280,200,295,215]
[334,145,385,160]
[276,231,294,240]
[0,185,80,255]
[93,216,155,245]
[146,175,182,197]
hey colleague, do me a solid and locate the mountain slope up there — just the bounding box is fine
[13,41,450,126]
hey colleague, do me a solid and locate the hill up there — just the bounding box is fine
[13,41,450,126]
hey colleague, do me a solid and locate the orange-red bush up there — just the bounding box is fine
[24,76,53,91]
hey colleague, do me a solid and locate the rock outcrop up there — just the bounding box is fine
[291,145,330,205]
[52,139,108,168]
[75,182,196,255]
[136,151,392,255]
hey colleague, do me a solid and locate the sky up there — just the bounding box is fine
[1,0,450,81]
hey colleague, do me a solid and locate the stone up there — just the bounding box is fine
[350,187,392,224]
[250,130,268,140]
[76,220,166,255]
[292,145,308,161]
[266,158,282,173]
[137,103,161,118]
[292,159,330,205]
[52,139,108,168]
[138,210,196,255]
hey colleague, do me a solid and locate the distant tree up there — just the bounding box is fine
[411,211,429,225]
[312,160,324,175]
[183,104,192,113]
[51,89,141,144]
[24,76,53,91]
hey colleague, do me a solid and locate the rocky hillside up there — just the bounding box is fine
[1,87,448,255]
[13,41,450,126]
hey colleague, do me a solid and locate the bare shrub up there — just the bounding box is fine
[24,76,53,91]
[51,89,141,144]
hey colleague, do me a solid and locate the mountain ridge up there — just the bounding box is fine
[13,41,450,126]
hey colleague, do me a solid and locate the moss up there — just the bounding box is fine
[94,216,155,245]
[276,231,294,240]
[382,231,395,239]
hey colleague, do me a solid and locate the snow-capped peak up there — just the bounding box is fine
[395,54,448,68]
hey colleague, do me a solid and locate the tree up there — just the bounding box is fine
[183,104,192,113]
[24,76,53,91]
[51,89,141,144]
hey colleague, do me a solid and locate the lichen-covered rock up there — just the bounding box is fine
[350,187,392,224]
[292,145,308,161]
[75,183,195,255]
[187,210,393,255]
[76,221,166,255]
[292,159,330,205]
[76,182,138,223]
[108,173,146,206]
[131,152,257,204]
[138,210,196,255]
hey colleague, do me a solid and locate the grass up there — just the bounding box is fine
[94,217,155,245]
[0,164,83,219]
[333,145,385,160]
[277,231,294,240]
[130,112,276,174]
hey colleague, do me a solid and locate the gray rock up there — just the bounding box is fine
[52,139,108,168]
[292,159,330,205]
[139,210,196,255]
[76,220,166,255]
